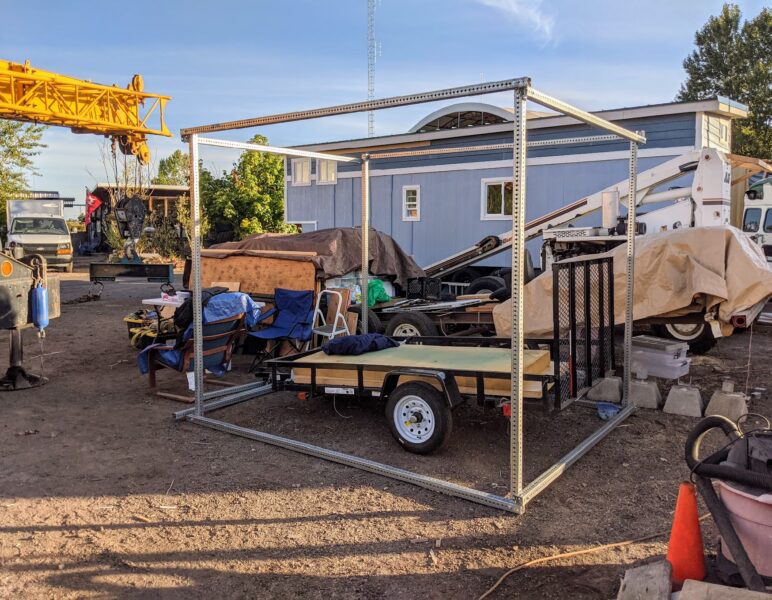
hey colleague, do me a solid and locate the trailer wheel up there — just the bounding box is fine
[347,305,384,334]
[386,382,452,454]
[384,312,439,337]
[465,275,506,295]
[655,323,717,355]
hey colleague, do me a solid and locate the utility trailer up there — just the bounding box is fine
[269,336,555,454]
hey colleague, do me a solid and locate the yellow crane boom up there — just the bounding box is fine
[0,59,171,164]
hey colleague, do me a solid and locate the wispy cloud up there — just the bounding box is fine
[475,0,555,42]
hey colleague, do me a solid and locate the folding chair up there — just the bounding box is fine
[145,313,244,403]
[246,288,314,372]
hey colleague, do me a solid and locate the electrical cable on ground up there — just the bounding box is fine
[477,515,710,600]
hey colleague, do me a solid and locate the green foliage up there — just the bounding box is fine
[199,134,296,240]
[678,4,771,157]
[0,122,46,227]
[153,149,189,186]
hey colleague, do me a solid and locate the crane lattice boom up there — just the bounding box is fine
[0,59,171,164]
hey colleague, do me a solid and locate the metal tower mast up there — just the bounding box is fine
[367,0,376,137]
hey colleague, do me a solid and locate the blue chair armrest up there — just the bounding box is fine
[254,307,277,325]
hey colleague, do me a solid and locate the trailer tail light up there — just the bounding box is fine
[502,402,511,417]
[1,260,13,277]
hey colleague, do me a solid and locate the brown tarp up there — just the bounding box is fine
[494,226,772,337]
[206,227,424,288]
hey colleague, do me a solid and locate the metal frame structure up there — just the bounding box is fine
[179,77,645,513]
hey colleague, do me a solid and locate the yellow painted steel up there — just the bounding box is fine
[0,59,171,164]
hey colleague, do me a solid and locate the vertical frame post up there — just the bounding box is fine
[188,134,205,415]
[510,87,527,497]
[360,154,371,334]
[623,140,638,405]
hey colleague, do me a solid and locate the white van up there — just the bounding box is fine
[5,197,73,272]
[742,177,772,263]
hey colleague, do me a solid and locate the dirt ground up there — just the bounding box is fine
[1,262,770,599]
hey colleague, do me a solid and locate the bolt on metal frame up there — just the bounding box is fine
[180,77,645,513]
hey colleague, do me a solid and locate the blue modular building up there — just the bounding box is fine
[285,97,746,269]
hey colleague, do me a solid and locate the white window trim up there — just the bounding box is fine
[291,158,311,186]
[287,220,318,231]
[402,185,421,222]
[316,159,337,185]
[480,177,513,221]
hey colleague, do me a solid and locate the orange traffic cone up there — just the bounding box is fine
[666,481,706,586]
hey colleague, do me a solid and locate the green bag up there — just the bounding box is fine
[367,279,391,307]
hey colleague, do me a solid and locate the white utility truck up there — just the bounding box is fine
[742,177,772,262]
[4,194,73,272]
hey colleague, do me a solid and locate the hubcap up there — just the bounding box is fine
[393,323,420,336]
[666,323,704,340]
[393,395,435,443]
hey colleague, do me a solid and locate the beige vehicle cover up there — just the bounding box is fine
[494,226,772,338]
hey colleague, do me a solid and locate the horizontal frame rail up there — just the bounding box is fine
[181,78,531,137]
[197,137,358,162]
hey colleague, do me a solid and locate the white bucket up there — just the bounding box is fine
[718,480,772,577]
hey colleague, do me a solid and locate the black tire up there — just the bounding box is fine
[386,381,453,454]
[654,322,717,355]
[465,275,506,295]
[450,267,481,284]
[384,311,439,337]
[347,305,383,334]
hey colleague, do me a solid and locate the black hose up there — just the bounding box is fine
[685,416,772,492]
[693,475,766,592]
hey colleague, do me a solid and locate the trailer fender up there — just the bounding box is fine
[379,368,464,409]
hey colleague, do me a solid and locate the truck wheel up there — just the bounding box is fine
[384,312,439,337]
[465,275,506,295]
[347,305,383,334]
[386,381,453,454]
[655,323,717,355]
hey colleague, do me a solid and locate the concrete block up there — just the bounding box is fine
[630,379,662,410]
[678,579,770,599]
[616,560,671,600]
[663,384,703,417]
[587,376,622,403]
[705,391,748,422]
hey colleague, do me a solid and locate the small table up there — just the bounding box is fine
[141,296,187,341]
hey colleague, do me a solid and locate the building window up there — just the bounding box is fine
[291,158,311,186]
[481,178,513,220]
[402,186,420,221]
[743,208,761,232]
[317,159,337,184]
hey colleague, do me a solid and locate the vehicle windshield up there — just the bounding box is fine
[10,217,68,235]
[743,208,761,232]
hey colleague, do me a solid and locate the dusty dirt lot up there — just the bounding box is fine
[1,266,770,599]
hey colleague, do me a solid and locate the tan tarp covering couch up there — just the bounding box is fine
[494,226,772,337]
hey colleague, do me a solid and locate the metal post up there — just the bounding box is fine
[623,140,638,405]
[360,154,371,334]
[510,88,527,497]
[189,134,205,415]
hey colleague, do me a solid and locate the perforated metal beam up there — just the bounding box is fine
[197,137,358,162]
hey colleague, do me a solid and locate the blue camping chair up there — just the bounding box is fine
[247,288,314,371]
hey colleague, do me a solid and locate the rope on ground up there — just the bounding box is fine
[476,515,711,600]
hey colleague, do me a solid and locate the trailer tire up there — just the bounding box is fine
[386,381,452,454]
[347,305,383,334]
[450,267,481,283]
[655,322,717,355]
[465,275,506,295]
[384,312,439,337]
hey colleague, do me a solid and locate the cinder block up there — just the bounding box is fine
[705,391,748,422]
[679,579,770,599]
[630,379,662,409]
[587,376,622,403]
[616,560,671,600]
[663,384,703,417]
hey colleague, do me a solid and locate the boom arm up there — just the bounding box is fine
[424,148,730,277]
[0,59,171,164]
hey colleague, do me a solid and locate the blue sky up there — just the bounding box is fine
[1,0,767,216]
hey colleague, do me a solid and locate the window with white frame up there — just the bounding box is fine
[317,159,337,184]
[291,158,311,186]
[402,185,420,221]
[481,178,513,219]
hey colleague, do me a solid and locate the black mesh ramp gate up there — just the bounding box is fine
[552,256,614,408]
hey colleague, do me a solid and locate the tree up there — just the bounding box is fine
[677,4,771,157]
[200,134,296,239]
[153,149,189,186]
[0,122,46,227]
